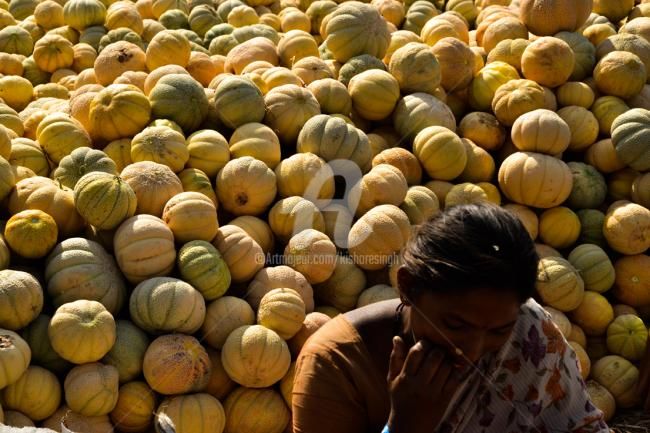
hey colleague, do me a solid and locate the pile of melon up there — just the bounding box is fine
[0,0,649,430]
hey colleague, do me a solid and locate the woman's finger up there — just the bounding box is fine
[439,362,464,398]
[419,347,445,383]
[403,340,430,376]
[430,356,454,390]
[388,336,407,383]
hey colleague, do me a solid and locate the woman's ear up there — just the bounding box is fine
[396,266,414,305]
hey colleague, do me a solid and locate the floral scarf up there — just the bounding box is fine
[436,298,609,433]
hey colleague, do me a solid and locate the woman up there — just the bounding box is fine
[292,203,609,433]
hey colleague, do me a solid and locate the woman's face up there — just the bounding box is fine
[406,286,521,366]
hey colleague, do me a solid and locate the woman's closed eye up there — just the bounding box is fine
[442,319,514,335]
[442,319,465,331]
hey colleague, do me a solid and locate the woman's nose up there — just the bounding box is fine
[458,335,486,364]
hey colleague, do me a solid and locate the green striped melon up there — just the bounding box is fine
[177,240,231,301]
[567,244,616,293]
[611,108,650,172]
[52,147,118,189]
[74,172,137,231]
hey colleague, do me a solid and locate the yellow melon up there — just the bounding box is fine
[216,157,277,217]
[213,225,265,283]
[592,355,639,408]
[64,362,119,416]
[113,214,176,284]
[143,334,211,395]
[223,387,290,433]
[49,300,116,364]
[221,325,291,388]
[2,365,61,421]
[570,291,614,337]
[162,192,218,243]
[257,288,306,340]
[110,381,156,433]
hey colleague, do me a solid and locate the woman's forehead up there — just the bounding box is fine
[415,287,521,327]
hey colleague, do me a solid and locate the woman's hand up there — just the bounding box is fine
[386,336,462,433]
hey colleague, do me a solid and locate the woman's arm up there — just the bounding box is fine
[292,351,369,433]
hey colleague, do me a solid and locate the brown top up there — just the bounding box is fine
[292,299,401,433]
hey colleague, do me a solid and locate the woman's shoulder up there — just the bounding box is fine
[298,299,400,364]
[344,298,402,337]
[298,312,363,360]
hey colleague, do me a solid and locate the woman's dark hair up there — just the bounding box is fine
[400,202,539,303]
